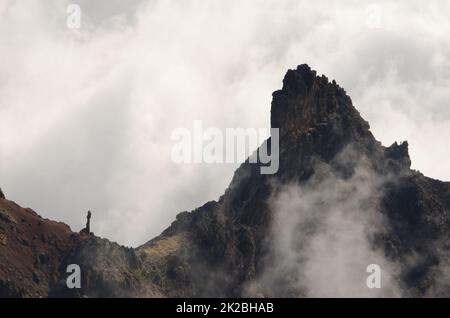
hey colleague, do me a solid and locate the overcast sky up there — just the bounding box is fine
[0,0,449,246]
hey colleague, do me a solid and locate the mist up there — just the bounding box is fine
[0,0,449,246]
[253,148,402,297]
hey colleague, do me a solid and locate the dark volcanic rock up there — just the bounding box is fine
[1,64,450,297]
[0,198,74,297]
[141,64,450,297]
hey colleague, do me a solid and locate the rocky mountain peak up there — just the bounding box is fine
[1,65,449,298]
[271,64,373,146]
[268,65,413,176]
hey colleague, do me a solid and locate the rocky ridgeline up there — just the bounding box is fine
[1,65,450,297]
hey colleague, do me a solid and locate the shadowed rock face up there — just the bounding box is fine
[1,65,450,297]
[0,199,73,297]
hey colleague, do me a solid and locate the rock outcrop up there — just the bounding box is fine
[1,65,450,297]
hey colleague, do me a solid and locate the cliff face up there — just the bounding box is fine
[0,199,73,297]
[1,65,450,297]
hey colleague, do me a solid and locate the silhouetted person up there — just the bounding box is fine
[86,210,91,234]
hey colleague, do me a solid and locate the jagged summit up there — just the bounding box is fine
[270,64,412,175]
[271,64,355,129]
[271,64,374,147]
[277,64,345,96]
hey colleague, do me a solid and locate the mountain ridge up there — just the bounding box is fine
[1,64,450,297]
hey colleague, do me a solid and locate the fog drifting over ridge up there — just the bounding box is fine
[254,148,402,297]
[0,0,449,246]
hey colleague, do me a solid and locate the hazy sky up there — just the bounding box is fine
[0,0,449,246]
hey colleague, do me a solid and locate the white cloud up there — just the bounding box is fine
[0,0,449,246]
[255,151,401,297]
